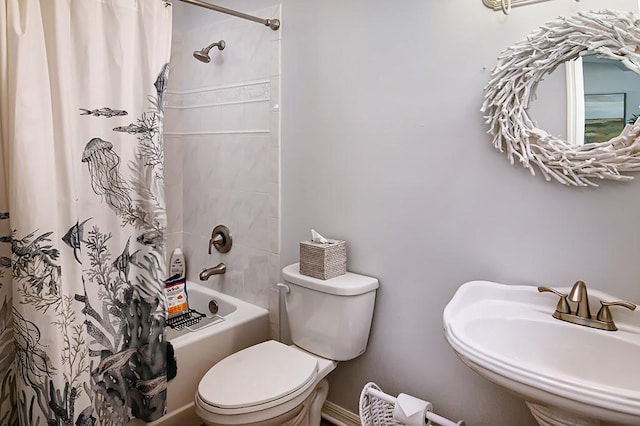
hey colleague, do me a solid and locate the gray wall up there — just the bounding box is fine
[174,1,640,425]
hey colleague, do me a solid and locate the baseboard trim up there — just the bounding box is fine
[321,401,361,426]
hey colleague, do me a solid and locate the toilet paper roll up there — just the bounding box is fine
[392,393,433,426]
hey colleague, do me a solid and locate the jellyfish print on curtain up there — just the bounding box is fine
[0,1,172,424]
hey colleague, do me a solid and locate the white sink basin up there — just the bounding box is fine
[443,281,640,425]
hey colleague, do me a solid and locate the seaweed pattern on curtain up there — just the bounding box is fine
[0,63,170,425]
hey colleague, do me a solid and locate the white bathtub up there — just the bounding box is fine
[130,282,269,426]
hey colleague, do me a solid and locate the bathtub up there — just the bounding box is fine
[129,282,269,426]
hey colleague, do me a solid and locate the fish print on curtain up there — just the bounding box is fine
[0,64,171,425]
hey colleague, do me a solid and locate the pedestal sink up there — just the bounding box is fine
[443,281,640,425]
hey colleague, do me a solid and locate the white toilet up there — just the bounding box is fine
[195,263,379,426]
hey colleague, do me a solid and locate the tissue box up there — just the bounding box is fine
[299,239,347,280]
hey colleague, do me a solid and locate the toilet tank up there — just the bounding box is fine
[281,263,379,361]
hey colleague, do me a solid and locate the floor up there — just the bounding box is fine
[200,419,336,425]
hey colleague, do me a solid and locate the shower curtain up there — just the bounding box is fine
[0,0,172,424]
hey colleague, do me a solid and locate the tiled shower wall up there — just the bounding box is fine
[164,5,281,336]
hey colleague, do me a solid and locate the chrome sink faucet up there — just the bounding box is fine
[199,262,226,281]
[538,280,636,331]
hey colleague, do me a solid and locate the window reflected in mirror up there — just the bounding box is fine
[567,55,640,145]
[584,93,625,144]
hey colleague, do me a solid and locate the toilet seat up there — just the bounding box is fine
[197,340,319,415]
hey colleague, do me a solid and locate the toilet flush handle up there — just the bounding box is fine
[276,283,290,294]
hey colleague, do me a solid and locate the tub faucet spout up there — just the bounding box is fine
[199,262,226,281]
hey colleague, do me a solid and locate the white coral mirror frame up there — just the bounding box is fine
[482,10,640,187]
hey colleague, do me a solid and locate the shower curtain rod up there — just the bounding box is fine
[177,0,280,30]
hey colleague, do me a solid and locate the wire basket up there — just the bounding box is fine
[359,382,405,426]
[167,308,206,330]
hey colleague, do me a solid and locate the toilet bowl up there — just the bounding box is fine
[195,263,378,426]
[195,340,336,425]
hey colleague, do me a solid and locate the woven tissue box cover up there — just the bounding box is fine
[299,239,346,280]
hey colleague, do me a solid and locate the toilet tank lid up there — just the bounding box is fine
[282,263,379,296]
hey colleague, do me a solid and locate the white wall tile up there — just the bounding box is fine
[163,104,181,132]
[219,103,246,131]
[269,39,281,77]
[269,183,279,219]
[243,101,271,130]
[242,247,270,308]
[217,244,245,300]
[182,232,211,283]
[270,110,280,147]
[269,217,280,255]
[165,187,183,235]
[267,286,279,324]
[268,322,280,341]
[236,135,271,193]
[232,191,270,251]
[164,136,184,234]
[269,76,280,109]
[269,253,281,285]
[168,4,281,328]
[269,146,279,185]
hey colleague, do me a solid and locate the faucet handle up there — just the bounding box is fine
[538,286,571,314]
[208,234,223,255]
[596,300,637,325]
[208,225,232,254]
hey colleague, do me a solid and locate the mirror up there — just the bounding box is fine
[566,55,640,145]
[482,10,640,186]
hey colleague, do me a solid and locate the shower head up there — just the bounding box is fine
[193,40,226,63]
[193,50,212,63]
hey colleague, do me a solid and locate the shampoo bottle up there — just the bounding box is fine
[169,248,186,280]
